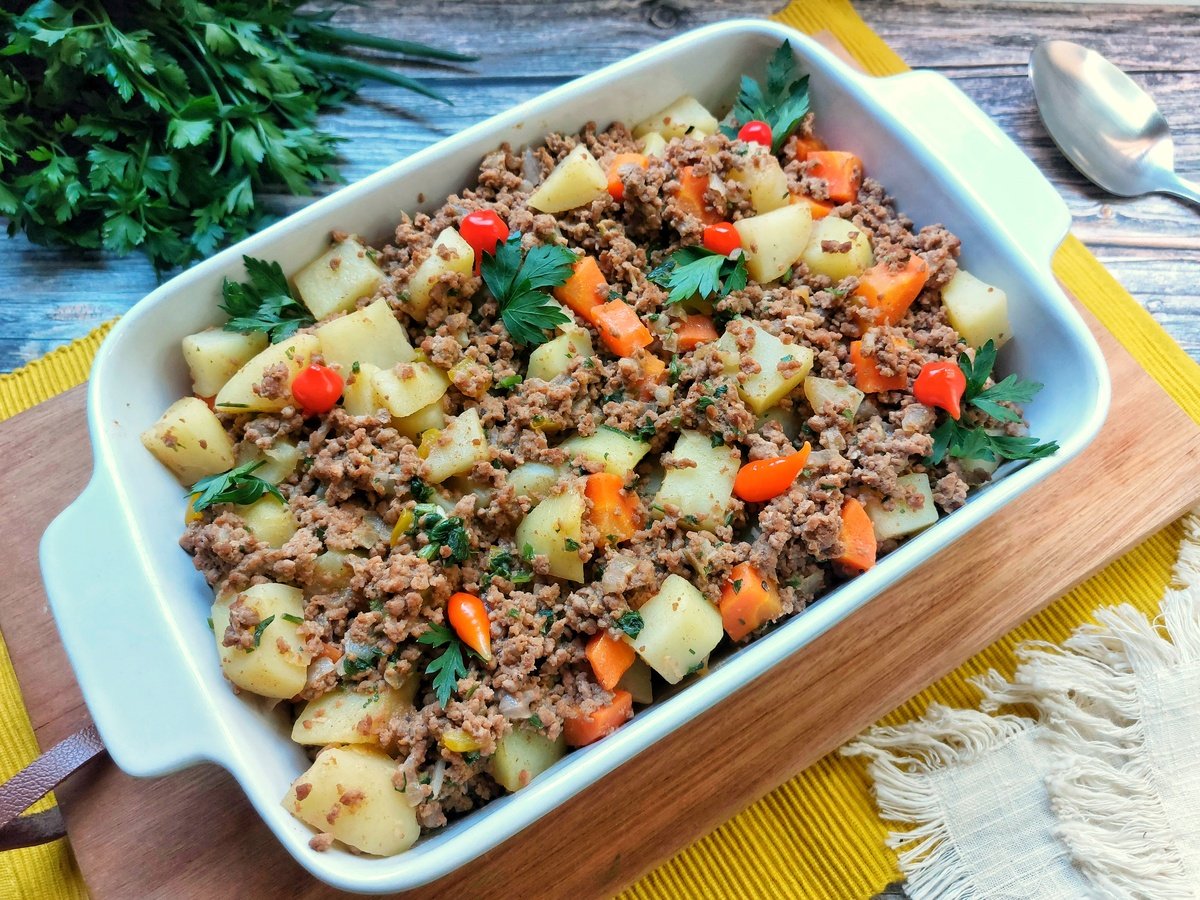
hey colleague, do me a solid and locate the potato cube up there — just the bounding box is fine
[406,228,474,322]
[371,362,450,418]
[632,95,719,139]
[717,322,814,415]
[528,145,608,214]
[141,397,236,484]
[731,149,791,214]
[653,430,740,530]
[942,268,1011,348]
[214,333,321,413]
[864,472,939,541]
[211,583,307,699]
[491,725,566,792]
[291,678,417,746]
[508,462,562,501]
[625,574,723,684]
[315,298,415,374]
[804,375,865,420]
[516,481,586,581]
[559,426,651,479]
[342,362,381,417]
[293,238,385,320]
[283,746,418,856]
[616,656,653,705]
[733,203,813,283]
[800,216,874,282]
[638,132,668,158]
[181,329,268,398]
[423,408,489,484]
[312,550,356,590]
[236,495,296,548]
[527,329,594,382]
[395,400,446,440]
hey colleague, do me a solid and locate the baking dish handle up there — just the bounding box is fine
[40,474,222,777]
[864,69,1072,269]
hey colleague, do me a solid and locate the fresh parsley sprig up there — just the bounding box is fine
[480,234,575,346]
[190,460,284,512]
[720,42,811,153]
[410,503,471,565]
[418,622,481,707]
[648,246,748,305]
[928,341,1059,465]
[220,255,315,342]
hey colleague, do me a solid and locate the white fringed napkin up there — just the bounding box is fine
[844,513,1200,900]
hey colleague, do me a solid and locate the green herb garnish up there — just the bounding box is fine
[485,548,533,585]
[496,374,523,391]
[250,614,275,650]
[720,41,811,153]
[409,477,433,502]
[648,246,747,305]
[616,611,644,639]
[342,645,382,677]
[410,503,471,565]
[418,622,471,708]
[281,613,304,625]
[219,255,315,342]
[480,233,574,346]
[189,460,284,512]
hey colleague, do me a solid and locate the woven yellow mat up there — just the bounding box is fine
[3,1,1199,897]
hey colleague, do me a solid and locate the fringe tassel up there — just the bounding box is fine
[841,706,1031,900]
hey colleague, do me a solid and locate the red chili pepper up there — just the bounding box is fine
[733,442,812,503]
[737,119,773,148]
[702,222,741,256]
[447,592,492,662]
[459,209,510,274]
[913,359,967,419]
[291,363,343,415]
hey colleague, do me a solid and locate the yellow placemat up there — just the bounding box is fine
[3,2,1199,898]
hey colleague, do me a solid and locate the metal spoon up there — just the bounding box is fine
[1029,40,1200,207]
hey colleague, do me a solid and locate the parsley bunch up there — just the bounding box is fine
[720,42,811,153]
[648,246,747,305]
[220,255,314,342]
[929,341,1060,465]
[0,2,474,270]
[480,234,575,346]
[189,460,283,512]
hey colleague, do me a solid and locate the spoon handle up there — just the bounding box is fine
[1161,173,1200,208]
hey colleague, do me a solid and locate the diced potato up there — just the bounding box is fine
[405,228,474,322]
[283,745,418,856]
[235,438,302,485]
[211,583,307,699]
[717,322,814,415]
[653,430,740,530]
[559,426,651,479]
[864,472,939,541]
[959,451,1000,482]
[942,268,1011,349]
[181,329,268,398]
[290,678,417,746]
[632,95,719,140]
[371,362,450,418]
[315,298,415,373]
[342,362,381,417]
[800,216,874,282]
[141,397,236,484]
[214,334,321,413]
[491,725,566,792]
[516,481,586,581]
[508,462,561,501]
[395,400,446,440]
[639,132,668,158]
[616,656,653,705]
[625,574,723,684]
[528,145,608,214]
[424,408,489,484]
[731,149,791,214]
[237,495,296,548]
[804,375,865,420]
[312,550,356,590]
[734,203,813,283]
[527,329,594,382]
[293,238,385,320]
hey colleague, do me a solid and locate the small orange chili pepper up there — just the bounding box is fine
[447,591,492,662]
[732,442,812,503]
[913,360,967,420]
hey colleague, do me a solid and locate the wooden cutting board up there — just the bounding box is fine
[5,295,1200,899]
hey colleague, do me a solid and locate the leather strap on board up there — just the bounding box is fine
[0,725,105,851]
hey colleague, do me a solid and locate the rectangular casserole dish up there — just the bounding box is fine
[40,18,1109,894]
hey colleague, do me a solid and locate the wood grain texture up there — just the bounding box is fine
[4,295,1200,899]
[0,0,1197,369]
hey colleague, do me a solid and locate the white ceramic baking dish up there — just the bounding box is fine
[40,18,1108,894]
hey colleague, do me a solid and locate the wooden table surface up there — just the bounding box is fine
[0,0,1197,373]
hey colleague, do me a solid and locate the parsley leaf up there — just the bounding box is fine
[410,503,471,565]
[418,623,471,708]
[250,615,275,650]
[720,41,811,153]
[485,548,533,585]
[189,460,284,512]
[480,234,574,346]
[616,611,644,639]
[220,255,315,342]
[649,246,748,304]
[342,645,383,676]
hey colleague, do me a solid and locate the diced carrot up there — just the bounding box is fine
[195,394,216,411]
[563,689,633,747]
[585,471,641,546]
[835,497,877,573]
[591,300,653,357]
[854,255,930,326]
[553,255,607,323]
[719,562,783,641]
[606,152,649,202]
[806,151,864,204]
[789,134,826,158]
[675,313,719,351]
[675,165,720,225]
[849,340,907,393]
[586,631,636,691]
[634,352,667,399]
[789,192,834,220]
[320,643,343,663]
